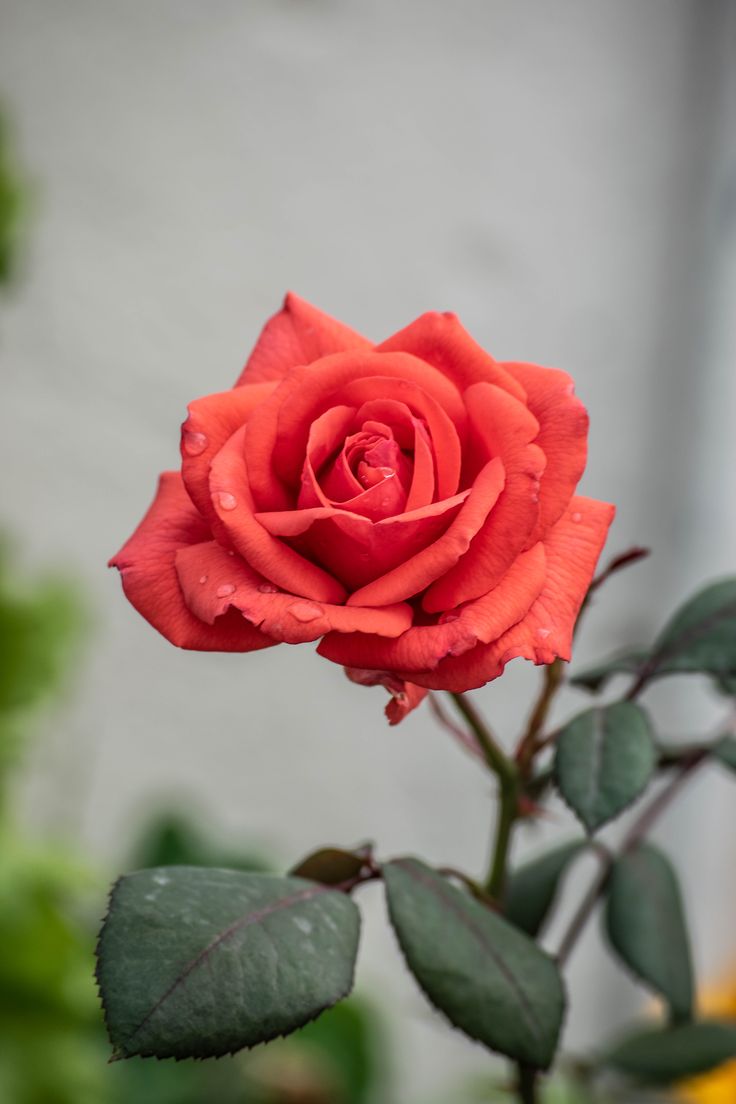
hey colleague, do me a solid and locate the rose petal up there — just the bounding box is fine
[404,496,616,691]
[423,383,545,611]
[256,490,470,592]
[175,540,412,644]
[504,361,589,544]
[236,292,372,385]
[377,311,527,401]
[337,375,462,501]
[244,350,466,509]
[312,423,411,521]
[346,457,506,606]
[209,424,347,604]
[297,405,360,508]
[181,381,277,525]
[344,667,428,726]
[318,543,547,673]
[109,472,276,653]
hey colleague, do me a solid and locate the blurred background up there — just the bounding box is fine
[1,1,735,1102]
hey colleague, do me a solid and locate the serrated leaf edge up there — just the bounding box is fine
[384,859,565,1070]
[95,870,360,1060]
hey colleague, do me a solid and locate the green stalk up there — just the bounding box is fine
[448,692,519,899]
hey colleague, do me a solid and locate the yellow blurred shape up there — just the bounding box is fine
[677,978,736,1104]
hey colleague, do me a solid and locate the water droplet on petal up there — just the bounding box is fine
[215,491,237,511]
[216,583,236,598]
[537,627,552,639]
[258,582,279,594]
[199,575,208,584]
[572,512,582,523]
[288,601,323,623]
[182,430,208,456]
[439,611,460,624]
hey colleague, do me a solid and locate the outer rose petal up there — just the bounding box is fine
[404,496,616,692]
[108,472,276,653]
[344,667,428,726]
[236,292,372,385]
[317,543,546,673]
[504,361,589,544]
[181,381,277,525]
[175,541,412,644]
[377,311,526,401]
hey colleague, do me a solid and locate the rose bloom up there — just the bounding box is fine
[111,294,614,722]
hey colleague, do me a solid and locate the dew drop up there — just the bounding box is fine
[182,430,208,456]
[288,601,323,623]
[258,582,279,594]
[572,511,582,523]
[537,627,552,639]
[439,610,460,624]
[199,575,208,585]
[216,583,236,598]
[215,491,238,511]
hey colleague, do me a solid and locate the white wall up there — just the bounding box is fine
[1,2,735,1100]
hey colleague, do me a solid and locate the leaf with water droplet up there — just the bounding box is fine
[96,866,361,1059]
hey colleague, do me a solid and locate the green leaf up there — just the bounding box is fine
[571,649,648,694]
[505,841,587,937]
[605,844,693,1021]
[714,672,736,697]
[713,734,736,773]
[383,858,565,1069]
[554,703,656,832]
[650,578,736,680]
[96,866,361,1059]
[290,847,367,886]
[604,1020,736,1084]
[573,579,736,697]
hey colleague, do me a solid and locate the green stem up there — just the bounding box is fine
[556,748,709,965]
[486,779,518,898]
[515,658,564,775]
[449,693,516,785]
[448,693,519,899]
[517,1064,538,1104]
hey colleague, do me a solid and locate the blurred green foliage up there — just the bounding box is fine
[0,545,386,1103]
[0,542,83,789]
[0,110,26,287]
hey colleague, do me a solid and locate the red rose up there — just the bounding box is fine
[111,294,614,722]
